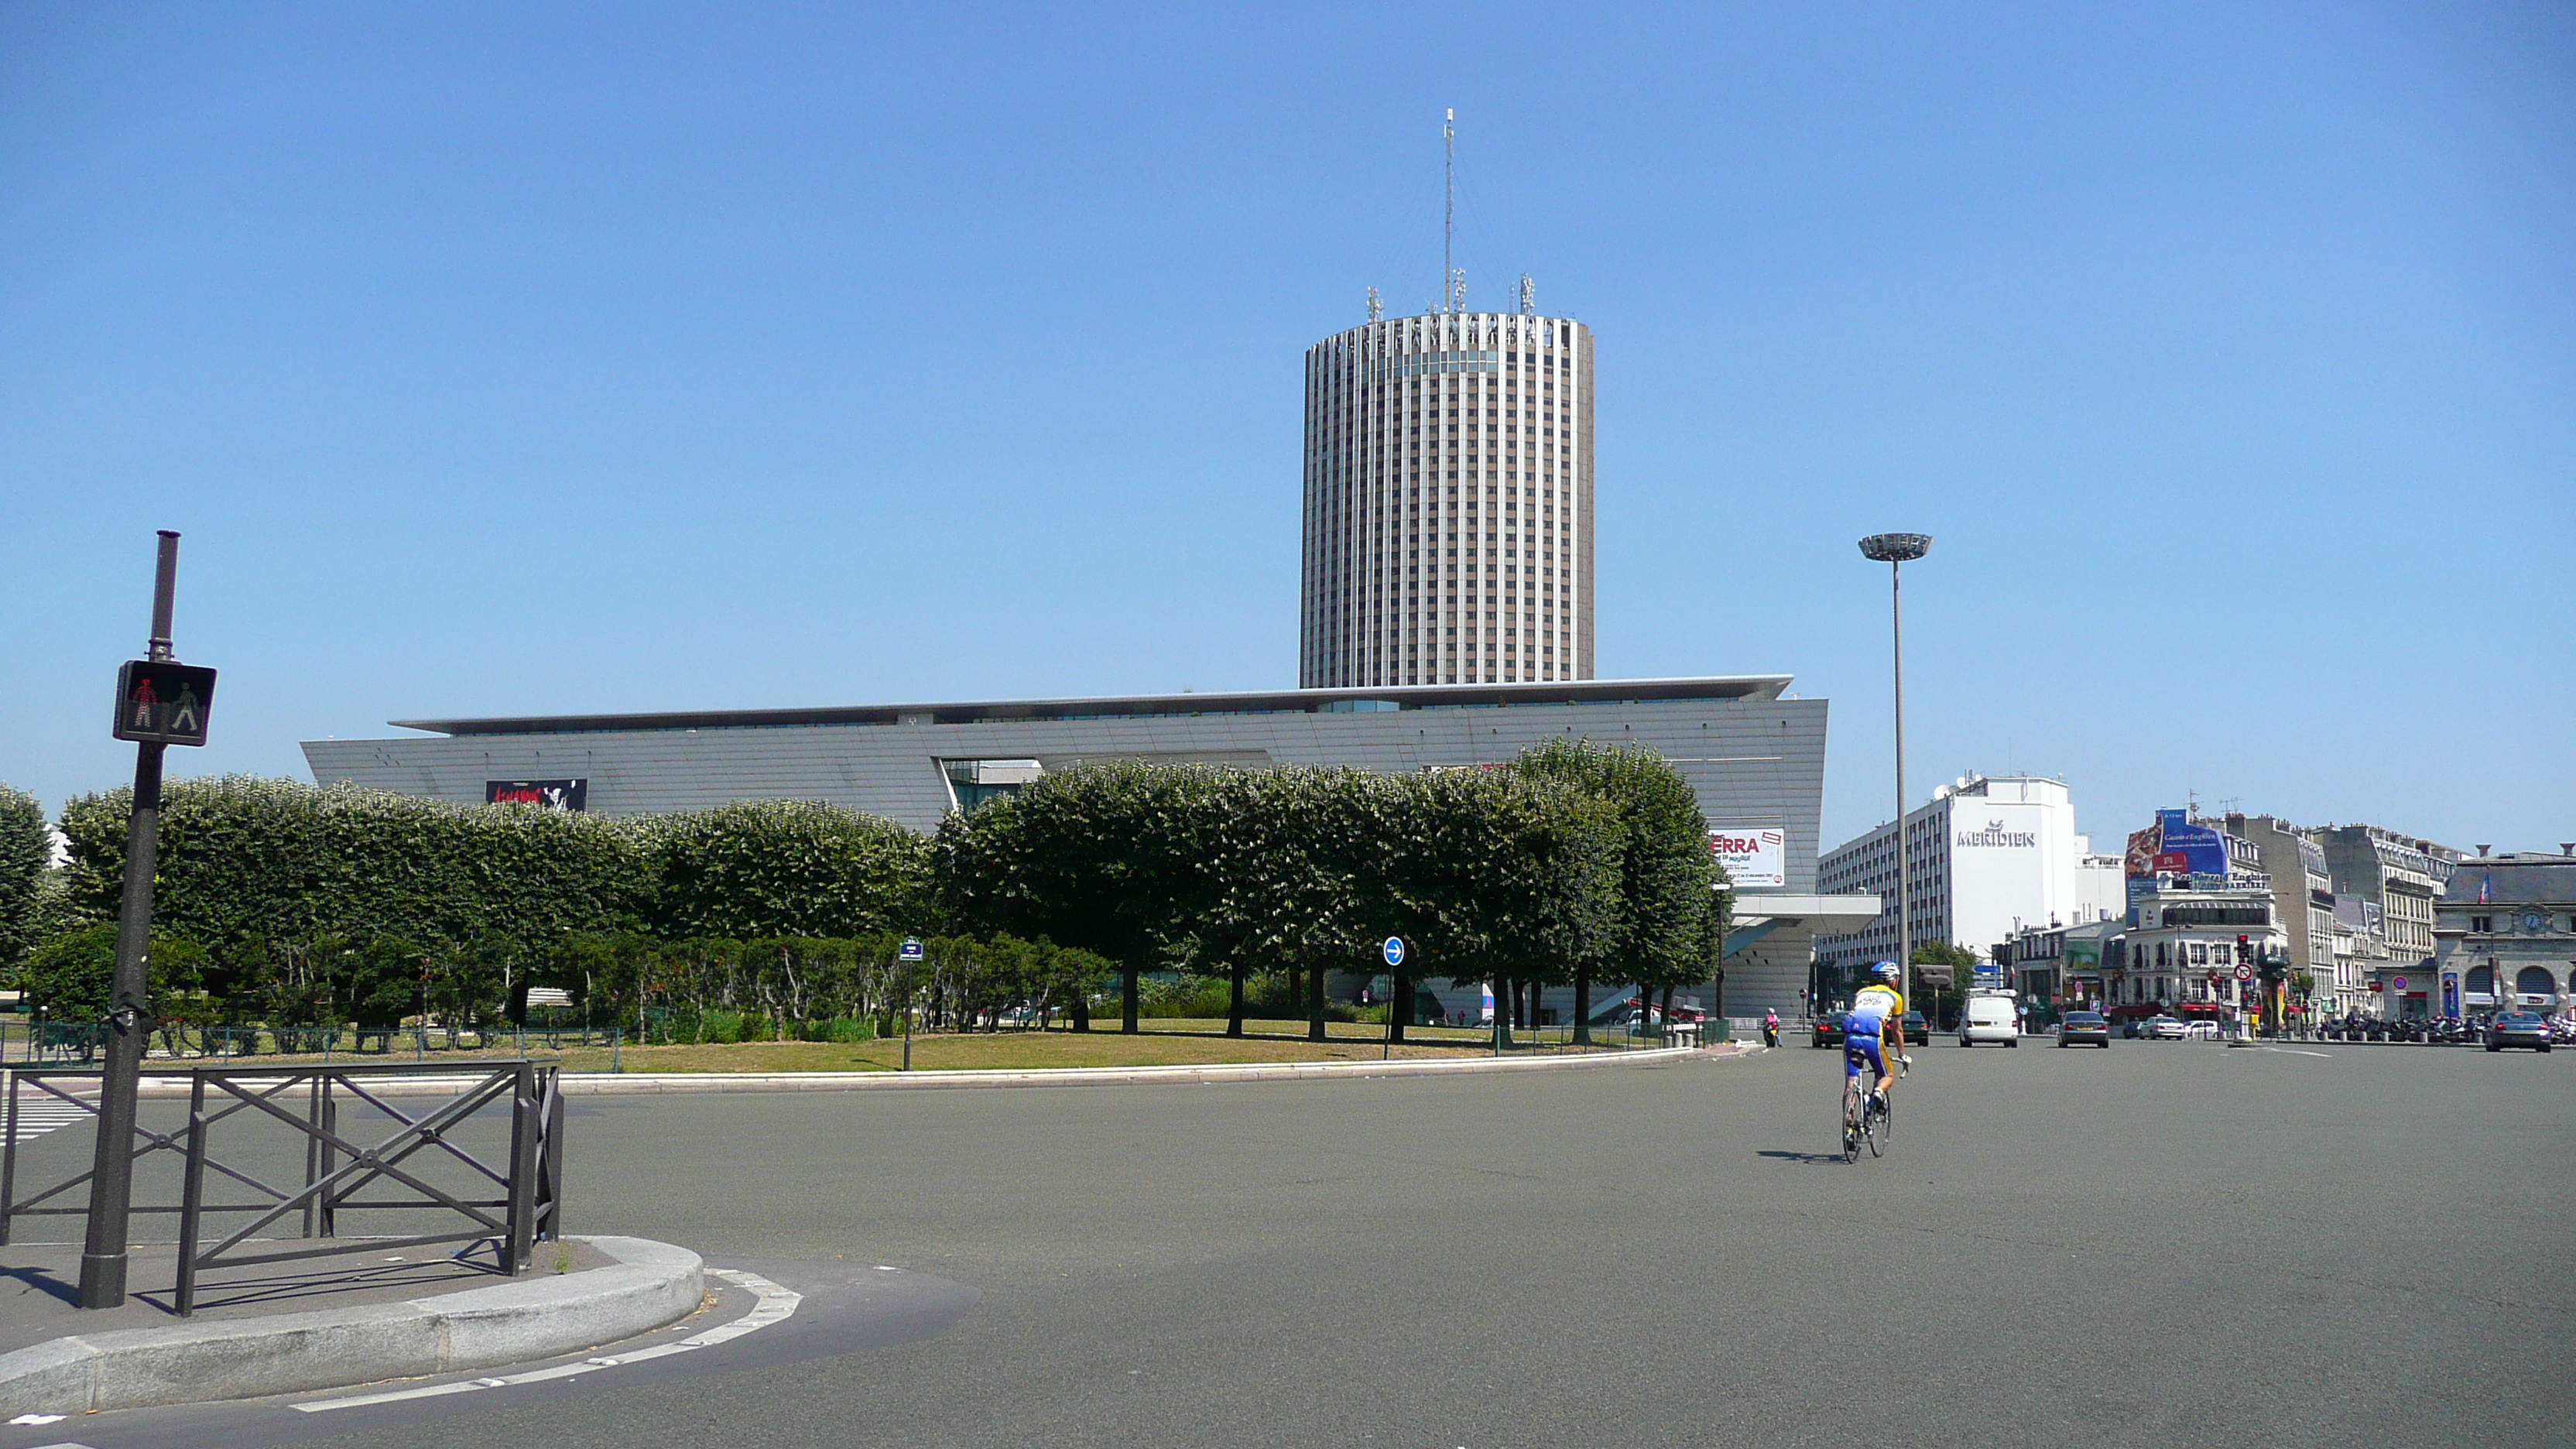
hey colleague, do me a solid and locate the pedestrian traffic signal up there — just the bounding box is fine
[111,660,217,746]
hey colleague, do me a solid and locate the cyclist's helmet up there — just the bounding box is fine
[1873,961,1903,982]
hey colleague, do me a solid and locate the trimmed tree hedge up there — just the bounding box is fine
[54,779,929,954]
[58,777,657,954]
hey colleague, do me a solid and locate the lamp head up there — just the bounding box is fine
[1858,533,1932,563]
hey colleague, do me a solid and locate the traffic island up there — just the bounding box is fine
[151,1040,1755,1098]
[0,1233,703,1416]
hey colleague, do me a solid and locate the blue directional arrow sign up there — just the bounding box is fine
[1382,937,1406,968]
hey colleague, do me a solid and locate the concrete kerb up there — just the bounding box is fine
[115,1041,1752,1098]
[0,1235,702,1416]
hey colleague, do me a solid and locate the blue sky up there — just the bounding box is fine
[4,2,2569,855]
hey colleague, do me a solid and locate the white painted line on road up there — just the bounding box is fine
[2263,1047,2332,1058]
[4,1097,95,1146]
[289,1266,802,1414]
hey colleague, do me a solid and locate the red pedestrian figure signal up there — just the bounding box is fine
[111,660,218,746]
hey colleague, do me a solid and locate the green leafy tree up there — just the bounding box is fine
[18,921,207,1024]
[1510,739,1726,1041]
[1910,940,1981,1029]
[0,784,46,970]
[933,761,1235,1033]
[652,799,929,940]
[1370,768,1621,1048]
[57,777,657,954]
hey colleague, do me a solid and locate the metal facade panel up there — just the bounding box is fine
[303,697,1828,890]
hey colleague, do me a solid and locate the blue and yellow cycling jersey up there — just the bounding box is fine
[1846,983,1905,1037]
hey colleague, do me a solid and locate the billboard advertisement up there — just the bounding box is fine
[1710,828,1786,889]
[2125,827,2161,879]
[486,779,588,811]
[2152,808,2229,879]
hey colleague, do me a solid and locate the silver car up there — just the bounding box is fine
[2485,1011,2552,1053]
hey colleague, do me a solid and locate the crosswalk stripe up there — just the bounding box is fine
[3,1098,96,1146]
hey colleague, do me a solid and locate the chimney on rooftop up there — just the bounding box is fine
[2561,843,2574,857]
[2478,844,2493,858]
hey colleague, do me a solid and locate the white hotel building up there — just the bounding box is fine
[1300,310,1593,688]
[1816,773,2125,972]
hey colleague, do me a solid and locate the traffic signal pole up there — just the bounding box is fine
[78,531,180,1310]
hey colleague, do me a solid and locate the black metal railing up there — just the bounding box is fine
[0,1060,562,1315]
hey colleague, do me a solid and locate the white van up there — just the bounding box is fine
[1958,995,2019,1047]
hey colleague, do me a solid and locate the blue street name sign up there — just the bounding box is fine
[1382,937,1406,968]
[899,937,924,963]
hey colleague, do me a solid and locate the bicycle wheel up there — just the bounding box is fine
[1841,1080,1862,1163]
[1862,1071,1882,1157]
[1878,1084,1893,1146]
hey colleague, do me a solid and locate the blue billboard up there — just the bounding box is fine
[2151,808,2229,879]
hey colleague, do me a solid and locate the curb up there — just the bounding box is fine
[0,1235,703,1416]
[115,1042,1746,1097]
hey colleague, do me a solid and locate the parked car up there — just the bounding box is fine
[2146,1016,2187,1040]
[2057,1010,2110,1048]
[1809,1016,1845,1049]
[2182,1020,2221,1040]
[1899,1010,1930,1045]
[2484,1011,2552,1053]
[1958,995,2019,1047]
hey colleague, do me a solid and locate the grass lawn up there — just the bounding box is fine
[135,1018,1660,1074]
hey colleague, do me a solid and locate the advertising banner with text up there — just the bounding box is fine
[1711,828,1786,889]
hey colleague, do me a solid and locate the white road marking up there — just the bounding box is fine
[290,1267,802,1413]
[3,1097,95,1146]
[2263,1047,2332,1058]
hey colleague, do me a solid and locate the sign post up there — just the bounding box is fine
[899,937,924,1071]
[82,531,215,1310]
[1380,938,1404,1060]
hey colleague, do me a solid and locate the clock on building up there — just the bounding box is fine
[2519,910,2548,933]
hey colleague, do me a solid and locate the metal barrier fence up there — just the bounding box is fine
[0,1060,563,1315]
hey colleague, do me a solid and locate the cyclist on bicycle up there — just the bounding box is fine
[1844,962,1911,1114]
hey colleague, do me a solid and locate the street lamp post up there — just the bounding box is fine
[1858,533,1932,1021]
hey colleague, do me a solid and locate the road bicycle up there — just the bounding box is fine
[1840,1049,1909,1163]
[1841,1061,1882,1161]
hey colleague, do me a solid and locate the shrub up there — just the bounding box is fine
[18,922,207,1021]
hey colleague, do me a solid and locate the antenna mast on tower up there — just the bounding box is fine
[1443,108,1455,314]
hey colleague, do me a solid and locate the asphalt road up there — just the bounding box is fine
[10,1037,2570,1449]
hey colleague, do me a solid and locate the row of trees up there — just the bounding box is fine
[14,920,1113,1046]
[2,739,1726,1043]
[931,738,1728,1043]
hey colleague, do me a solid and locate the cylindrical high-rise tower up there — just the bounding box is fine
[1300,311,1594,688]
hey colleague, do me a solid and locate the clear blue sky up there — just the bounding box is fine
[4,3,2569,856]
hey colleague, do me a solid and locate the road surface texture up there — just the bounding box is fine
[5,1039,2565,1448]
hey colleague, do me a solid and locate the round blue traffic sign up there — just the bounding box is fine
[1382,937,1406,967]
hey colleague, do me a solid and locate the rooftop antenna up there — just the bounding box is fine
[1518,273,1534,315]
[1443,107,1454,315]
[1367,286,1382,323]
